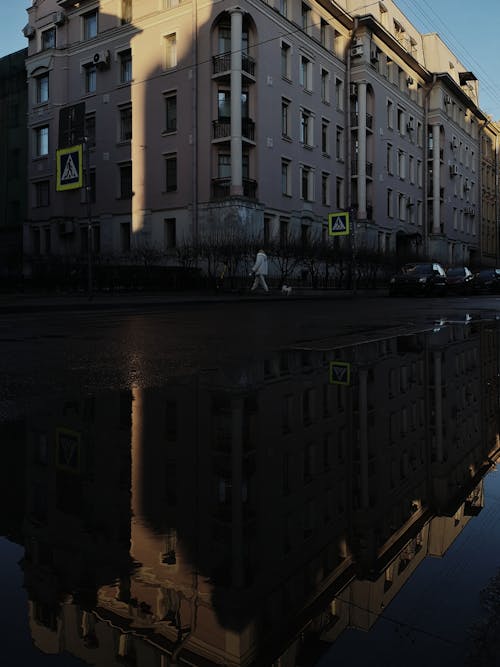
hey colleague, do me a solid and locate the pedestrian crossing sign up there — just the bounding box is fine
[329,361,351,385]
[56,144,83,191]
[328,211,350,236]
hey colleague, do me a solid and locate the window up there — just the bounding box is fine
[121,0,132,24]
[321,120,329,154]
[218,21,231,54]
[397,107,405,134]
[163,0,179,7]
[119,49,132,83]
[387,99,393,128]
[300,56,311,91]
[41,27,55,50]
[281,159,291,195]
[164,218,176,248]
[85,65,96,94]
[300,109,313,146]
[335,78,343,110]
[281,42,291,80]
[85,114,96,148]
[336,126,344,161]
[301,165,313,201]
[409,155,414,183]
[280,218,290,244]
[218,152,231,178]
[34,180,50,207]
[387,188,393,217]
[386,142,393,173]
[119,105,132,142]
[281,99,290,138]
[83,10,98,40]
[397,149,405,179]
[398,192,406,220]
[336,177,344,208]
[119,163,132,199]
[164,33,177,69]
[120,222,131,252]
[320,19,328,48]
[35,73,49,104]
[321,172,329,205]
[165,154,177,191]
[279,0,288,17]
[301,3,311,32]
[165,93,177,133]
[34,126,49,157]
[321,68,329,103]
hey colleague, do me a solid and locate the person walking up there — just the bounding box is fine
[250,249,270,293]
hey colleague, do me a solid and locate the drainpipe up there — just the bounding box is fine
[230,7,243,197]
[346,18,357,216]
[423,75,437,259]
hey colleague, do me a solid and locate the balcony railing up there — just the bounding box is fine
[212,118,255,141]
[212,52,256,77]
[350,112,373,130]
[212,178,258,199]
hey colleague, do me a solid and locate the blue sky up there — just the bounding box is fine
[2,1,500,119]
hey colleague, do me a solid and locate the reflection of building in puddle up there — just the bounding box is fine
[17,323,500,666]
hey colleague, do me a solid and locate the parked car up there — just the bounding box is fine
[445,266,474,295]
[473,268,500,293]
[389,262,447,296]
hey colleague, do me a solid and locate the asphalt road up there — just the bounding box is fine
[2,293,499,420]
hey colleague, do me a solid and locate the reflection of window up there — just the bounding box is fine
[83,10,98,40]
[321,68,329,103]
[164,33,177,68]
[41,27,55,50]
[279,0,288,17]
[36,73,49,104]
[34,125,49,157]
[300,109,313,146]
[300,56,312,90]
[119,49,132,83]
[119,163,132,199]
[301,3,311,31]
[119,105,132,141]
[85,65,96,94]
[34,180,50,207]
[165,93,177,132]
[321,120,329,154]
[165,153,177,191]
[281,99,290,137]
[301,165,313,201]
[218,22,231,54]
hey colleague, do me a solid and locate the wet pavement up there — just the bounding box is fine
[2,294,500,666]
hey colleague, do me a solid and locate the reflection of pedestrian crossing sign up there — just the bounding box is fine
[56,144,83,191]
[56,427,81,473]
[328,211,350,236]
[329,361,351,385]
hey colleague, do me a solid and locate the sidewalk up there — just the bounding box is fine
[0,286,385,314]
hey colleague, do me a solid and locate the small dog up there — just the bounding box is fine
[281,284,293,296]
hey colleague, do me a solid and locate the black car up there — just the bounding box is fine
[446,266,474,295]
[473,268,500,294]
[389,262,447,296]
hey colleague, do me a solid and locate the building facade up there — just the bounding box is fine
[0,48,28,281]
[22,0,499,275]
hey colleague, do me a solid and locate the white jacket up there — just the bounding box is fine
[252,252,268,275]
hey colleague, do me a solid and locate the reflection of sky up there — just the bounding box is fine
[0,538,84,666]
[316,471,500,667]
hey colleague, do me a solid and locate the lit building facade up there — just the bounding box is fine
[22,0,498,273]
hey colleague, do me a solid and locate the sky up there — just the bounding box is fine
[2,1,500,119]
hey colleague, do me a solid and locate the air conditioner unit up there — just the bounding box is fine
[22,24,36,39]
[351,45,364,58]
[451,137,458,149]
[450,164,458,176]
[352,36,362,47]
[349,83,358,97]
[53,11,66,26]
[406,76,414,85]
[93,50,110,69]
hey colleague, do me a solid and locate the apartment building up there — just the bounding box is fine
[22,0,497,273]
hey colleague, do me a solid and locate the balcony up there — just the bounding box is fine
[212,52,256,79]
[212,178,258,200]
[350,112,373,131]
[212,118,255,142]
[351,160,373,178]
